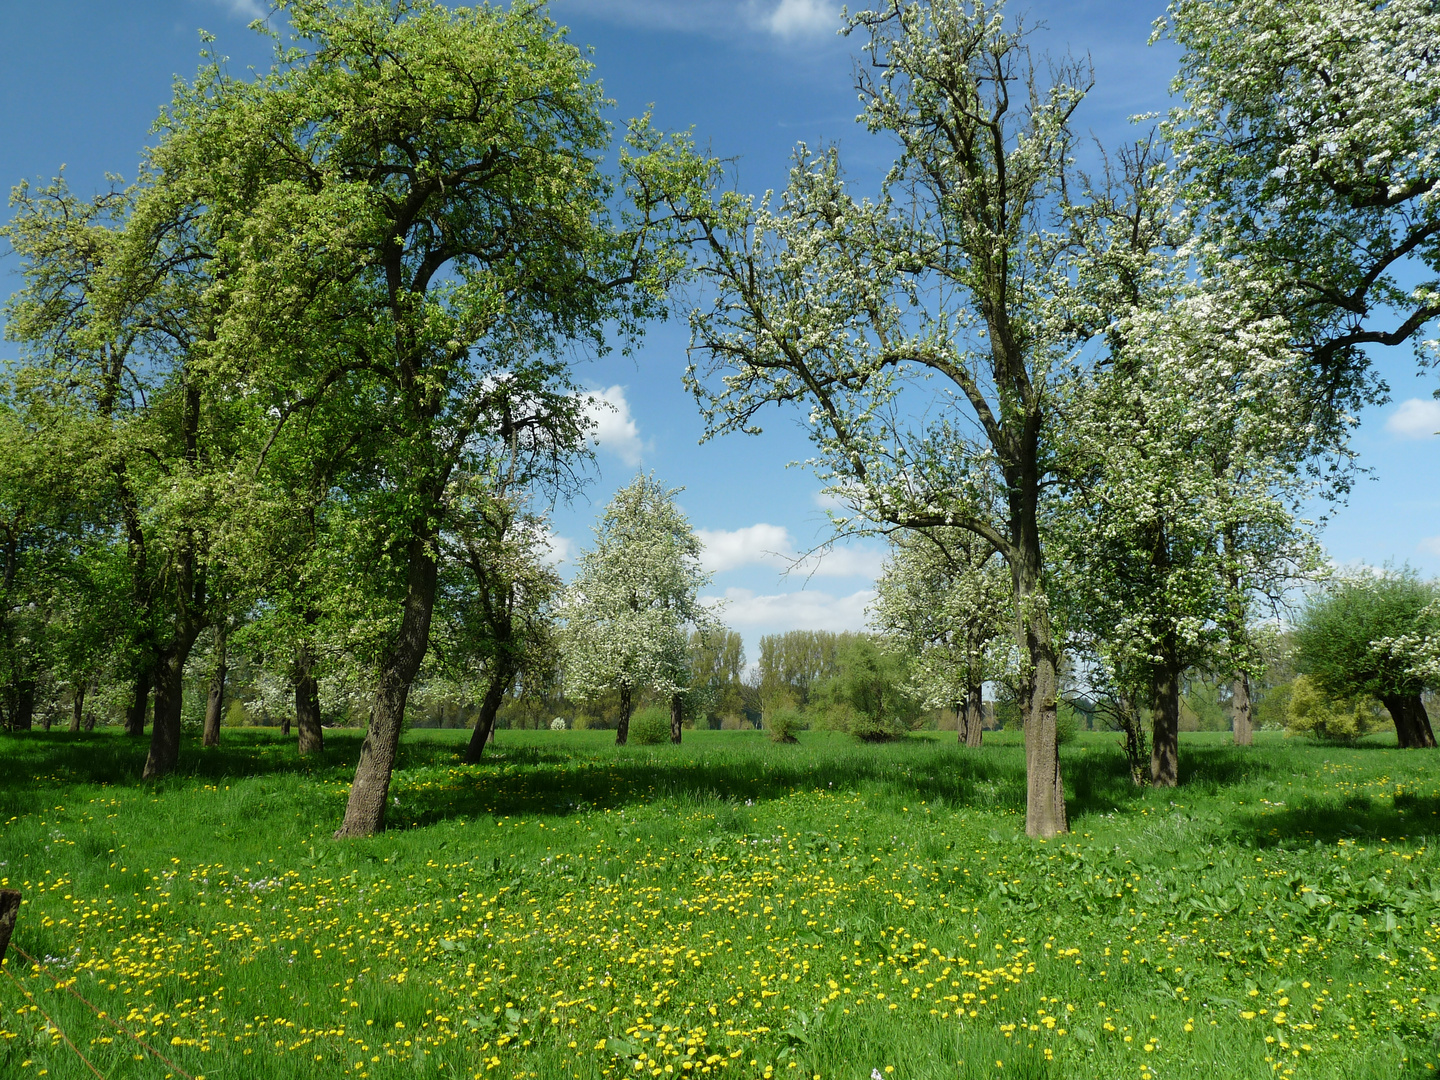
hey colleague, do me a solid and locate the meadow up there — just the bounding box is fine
[1,727,1438,1080]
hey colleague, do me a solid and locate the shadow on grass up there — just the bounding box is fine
[1234,791,1440,846]
[3,728,1432,842]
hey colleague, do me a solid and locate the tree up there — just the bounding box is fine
[1058,279,1326,784]
[563,475,715,745]
[662,0,1095,835]
[871,529,1009,747]
[1293,568,1439,748]
[1163,0,1440,409]
[809,635,923,740]
[687,627,746,726]
[437,485,562,764]
[756,630,853,709]
[143,0,678,834]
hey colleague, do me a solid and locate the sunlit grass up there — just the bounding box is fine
[1,727,1437,1079]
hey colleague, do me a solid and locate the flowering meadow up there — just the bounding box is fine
[1,728,1438,1080]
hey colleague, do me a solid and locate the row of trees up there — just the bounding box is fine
[3,0,1438,838]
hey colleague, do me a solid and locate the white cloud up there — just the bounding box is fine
[1385,398,1440,439]
[1419,537,1440,558]
[542,531,576,566]
[703,586,876,630]
[696,524,793,573]
[792,546,887,579]
[763,0,838,37]
[549,0,838,41]
[205,0,265,18]
[582,385,646,466]
[696,523,886,578]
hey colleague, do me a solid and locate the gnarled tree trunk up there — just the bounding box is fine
[203,623,227,748]
[1151,656,1181,787]
[1231,672,1252,746]
[334,531,438,838]
[963,683,984,748]
[295,642,323,756]
[1382,693,1437,749]
[670,691,684,744]
[143,621,204,780]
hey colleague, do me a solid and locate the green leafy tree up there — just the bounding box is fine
[809,635,923,740]
[871,530,1009,747]
[563,475,715,745]
[140,0,680,834]
[1294,568,1439,748]
[756,630,853,710]
[687,627,746,727]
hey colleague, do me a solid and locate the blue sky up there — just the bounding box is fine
[2,0,1437,665]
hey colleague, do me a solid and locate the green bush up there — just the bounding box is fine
[764,707,805,744]
[1285,675,1385,742]
[628,706,671,745]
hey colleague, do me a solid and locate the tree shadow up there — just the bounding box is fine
[1234,791,1440,846]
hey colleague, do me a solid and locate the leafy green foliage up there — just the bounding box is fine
[627,706,671,746]
[1295,569,1440,702]
[1284,674,1386,742]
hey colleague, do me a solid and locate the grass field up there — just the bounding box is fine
[1,727,1438,1080]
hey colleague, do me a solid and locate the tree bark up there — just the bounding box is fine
[1151,659,1181,787]
[1231,672,1253,746]
[964,683,985,748]
[1382,693,1437,749]
[615,683,632,746]
[1014,544,1066,836]
[295,643,323,756]
[204,623,228,748]
[69,681,85,733]
[334,531,439,838]
[143,622,204,780]
[464,662,513,764]
[670,691,684,744]
[125,665,151,737]
[12,680,35,732]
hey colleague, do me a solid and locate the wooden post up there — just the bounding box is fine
[0,890,20,964]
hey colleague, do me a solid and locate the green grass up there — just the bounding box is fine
[1,726,1438,1080]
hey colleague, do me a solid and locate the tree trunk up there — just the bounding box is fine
[964,683,984,748]
[1382,693,1438,749]
[143,623,203,780]
[1231,672,1252,746]
[12,680,35,732]
[42,707,52,732]
[125,665,151,737]
[1014,542,1066,836]
[1151,660,1181,787]
[69,681,85,733]
[464,663,513,764]
[334,531,439,838]
[670,691,684,744]
[616,683,632,746]
[295,644,323,757]
[204,623,228,748]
